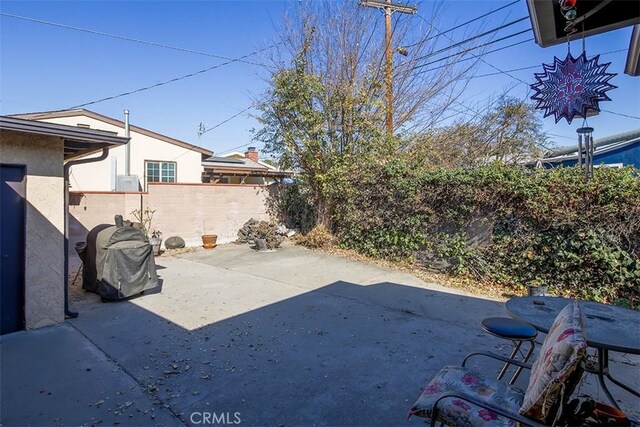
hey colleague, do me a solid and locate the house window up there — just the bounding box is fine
[145,161,176,184]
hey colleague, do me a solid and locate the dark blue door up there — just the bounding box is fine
[1,164,26,335]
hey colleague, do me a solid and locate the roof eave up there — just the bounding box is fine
[1,115,130,160]
[1,116,129,145]
[8,109,213,157]
[203,167,292,177]
[542,137,640,163]
[548,129,640,157]
[625,24,640,76]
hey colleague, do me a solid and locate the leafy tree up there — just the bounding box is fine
[409,96,549,169]
[254,1,479,226]
[254,45,358,225]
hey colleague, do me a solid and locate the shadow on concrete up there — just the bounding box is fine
[65,278,521,426]
[3,247,638,426]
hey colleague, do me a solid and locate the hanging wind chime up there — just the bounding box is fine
[529,0,618,179]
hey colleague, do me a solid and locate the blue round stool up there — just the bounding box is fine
[481,317,538,385]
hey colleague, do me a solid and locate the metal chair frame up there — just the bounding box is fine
[427,352,545,427]
[482,322,537,385]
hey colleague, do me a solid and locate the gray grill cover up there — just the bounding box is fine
[81,224,158,300]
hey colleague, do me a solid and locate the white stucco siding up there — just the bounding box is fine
[70,146,122,191]
[38,116,203,191]
[129,132,203,189]
[1,131,65,329]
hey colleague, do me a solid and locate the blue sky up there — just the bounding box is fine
[2,0,639,155]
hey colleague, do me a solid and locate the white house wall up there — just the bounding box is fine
[1,131,65,329]
[37,116,203,191]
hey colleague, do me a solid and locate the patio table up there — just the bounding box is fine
[506,296,640,409]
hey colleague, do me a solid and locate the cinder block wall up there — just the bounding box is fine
[69,184,273,248]
[148,183,272,246]
[69,191,145,242]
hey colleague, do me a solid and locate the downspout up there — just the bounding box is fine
[63,148,110,318]
[124,109,131,176]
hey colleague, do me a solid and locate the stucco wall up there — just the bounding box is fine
[68,184,273,248]
[1,130,65,329]
[37,116,204,191]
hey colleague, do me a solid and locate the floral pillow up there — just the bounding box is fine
[408,365,525,427]
[520,300,587,424]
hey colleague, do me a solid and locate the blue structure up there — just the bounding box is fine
[539,129,640,169]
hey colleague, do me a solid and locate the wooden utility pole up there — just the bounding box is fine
[384,3,393,136]
[359,0,417,136]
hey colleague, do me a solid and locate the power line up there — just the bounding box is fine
[469,49,627,79]
[456,44,638,121]
[601,110,640,120]
[419,20,632,121]
[416,17,530,60]
[218,142,265,156]
[412,28,532,70]
[407,13,532,130]
[547,132,576,140]
[0,12,266,67]
[356,13,381,71]
[403,0,520,49]
[410,16,530,129]
[412,16,637,125]
[414,13,531,85]
[414,38,533,74]
[425,0,520,42]
[172,107,255,162]
[69,44,275,109]
[199,106,253,136]
[470,65,543,78]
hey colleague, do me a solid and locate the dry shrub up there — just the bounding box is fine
[295,224,336,249]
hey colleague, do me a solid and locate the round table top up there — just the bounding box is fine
[506,296,640,354]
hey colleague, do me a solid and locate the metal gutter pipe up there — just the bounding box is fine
[548,129,640,157]
[63,148,110,318]
[124,110,130,176]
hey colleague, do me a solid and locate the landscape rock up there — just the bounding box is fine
[165,236,186,249]
[237,218,286,250]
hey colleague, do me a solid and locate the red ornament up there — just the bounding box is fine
[560,0,576,10]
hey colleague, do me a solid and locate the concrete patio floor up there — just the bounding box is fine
[2,243,638,426]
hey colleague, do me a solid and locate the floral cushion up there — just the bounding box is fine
[520,300,587,424]
[408,365,525,427]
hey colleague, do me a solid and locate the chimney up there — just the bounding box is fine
[245,146,259,163]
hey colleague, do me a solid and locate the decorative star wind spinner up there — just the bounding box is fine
[530,52,617,124]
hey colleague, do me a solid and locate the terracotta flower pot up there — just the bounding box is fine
[201,234,218,249]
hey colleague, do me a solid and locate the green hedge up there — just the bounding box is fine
[324,161,640,307]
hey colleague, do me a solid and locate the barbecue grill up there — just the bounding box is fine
[76,219,158,301]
